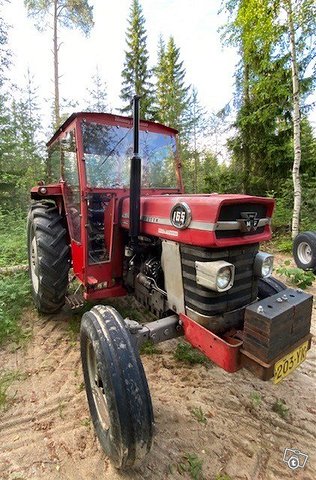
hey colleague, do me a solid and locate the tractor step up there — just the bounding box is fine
[66,293,85,310]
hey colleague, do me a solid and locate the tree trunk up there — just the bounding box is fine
[242,60,251,194]
[53,0,60,128]
[286,0,302,239]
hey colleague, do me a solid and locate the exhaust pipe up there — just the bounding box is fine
[129,95,141,248]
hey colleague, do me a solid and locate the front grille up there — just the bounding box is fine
[181,243,259,316]
[216,203,267,238]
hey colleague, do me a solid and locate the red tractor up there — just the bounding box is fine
[27,97,313,469]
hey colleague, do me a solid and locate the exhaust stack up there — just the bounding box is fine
[129,95,141,248]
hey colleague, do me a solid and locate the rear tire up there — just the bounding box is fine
[80,305,153,469]
[27,201,70,313]
[258,276,287,299]
[293,231,316,271]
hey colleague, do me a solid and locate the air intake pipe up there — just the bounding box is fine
[129,95,141,249]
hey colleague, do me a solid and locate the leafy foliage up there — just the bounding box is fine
[276,261,315,289]
[177,453,204,480]
[190,406,207,424]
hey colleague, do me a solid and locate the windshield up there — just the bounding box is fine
[81,121,177,189]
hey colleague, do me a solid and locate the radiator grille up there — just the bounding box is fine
[181,243,259,316]
[216,203,267,239]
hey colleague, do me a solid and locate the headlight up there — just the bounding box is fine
[254,252,274,278]
[195,260,235,292]
[217,266,233,290]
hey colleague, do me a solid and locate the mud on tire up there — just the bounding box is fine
[80,305,154,469]
[27,201,70,313]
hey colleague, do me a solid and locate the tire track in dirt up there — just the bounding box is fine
[0,290,315,480]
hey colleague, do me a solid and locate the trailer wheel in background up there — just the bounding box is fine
[258,276,287,299]
[80,305,153,469]
[293,231,316,271]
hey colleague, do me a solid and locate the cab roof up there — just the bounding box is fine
[47,112,179,147]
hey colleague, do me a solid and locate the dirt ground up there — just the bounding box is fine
[0,263,315,480]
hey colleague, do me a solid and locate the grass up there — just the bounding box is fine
[176,453,204,480]
[272,399,289,419]
[0,211,31,346]
[0,210,27,267]
[140,340,162,355]
[215,475,232,480]
[190,406,207,424]
[0,371,24,410]
[0,271,32,345]
[250,391,262,408]
[174,342,209,366]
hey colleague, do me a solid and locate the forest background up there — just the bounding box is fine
[0,0,315,247]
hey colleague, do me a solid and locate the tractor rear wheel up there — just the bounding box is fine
[258,276,287,299]
[80,305,153,469]
[27,201,70,313]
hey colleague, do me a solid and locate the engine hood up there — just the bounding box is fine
[120,193,275,247]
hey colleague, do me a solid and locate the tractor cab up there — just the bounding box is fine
[32,112,182,298]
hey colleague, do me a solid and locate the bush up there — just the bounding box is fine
[0,210,27,267]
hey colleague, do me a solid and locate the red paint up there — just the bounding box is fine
[32,112,275,301]
[180,313,243,373]
[121,194,274,247]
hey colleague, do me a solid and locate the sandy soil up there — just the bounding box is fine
[0,265,315,480]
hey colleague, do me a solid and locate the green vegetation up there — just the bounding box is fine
[272,399,289,419]
[0,212,31,345]
[276,261,315,289]
[174,342,209,366]
[250,391,262,409]
[139,340,162,355]
[0,370,24,410]
[120,0,153,118]
[177,453,204,480]
[215,474,232,480]
[190,406,207,425]
[0,211,27,267]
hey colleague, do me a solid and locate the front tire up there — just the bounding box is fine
[293,231,316,271]
[80,305,153,469]
[258,276,287,299]
[27,201,70,313]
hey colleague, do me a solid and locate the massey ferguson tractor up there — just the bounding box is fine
[27,97,313,469]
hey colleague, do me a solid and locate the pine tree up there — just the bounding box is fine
[120,0,152,119]
[24,0,94,129]
[9,70,44,206]
[185,87,208,192]
[155,36,190,134]
[85,66,108,112]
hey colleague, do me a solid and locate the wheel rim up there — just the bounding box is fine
[297,242,312,265]
[30,233,39,294]
[86,339,110,431]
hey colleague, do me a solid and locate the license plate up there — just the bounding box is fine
[274,341,309,384]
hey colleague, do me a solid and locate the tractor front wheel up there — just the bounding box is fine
[80,305,153,469]
[27,201,70,313]
[258,276,287,299]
